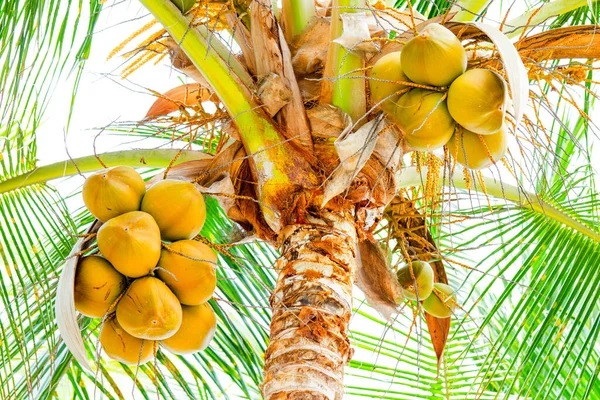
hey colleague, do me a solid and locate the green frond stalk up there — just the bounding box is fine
[0,149,210,194]
[451,0,491,21]
[399,166,599,243]
[281,0,315,41]
[505,0,598,38]
[323,0,367,124]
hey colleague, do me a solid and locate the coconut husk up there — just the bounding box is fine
[356,239,402,320]
[291,18,330,76]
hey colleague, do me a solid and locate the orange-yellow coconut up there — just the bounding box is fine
[100,317,154,365]
[141,180,206,241]
[82,166,146,222]
[161,303,217,355]
[448,125,508,170]
[116,276,182,340]
[96,211,161,278]
[74,256,127,318]
[157,240,217,306]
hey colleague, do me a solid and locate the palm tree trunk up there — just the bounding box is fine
[262,209,357,399]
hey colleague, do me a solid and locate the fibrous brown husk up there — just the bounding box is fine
[291,18,330,76]
[355,239,401,320]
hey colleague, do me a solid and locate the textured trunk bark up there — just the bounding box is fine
[262,209,357,400]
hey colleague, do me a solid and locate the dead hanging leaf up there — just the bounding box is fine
[203,174,237,215]
[356,239,402,320]
[333,13,380,53]
[56,221,102,372]
[321,115,384,207]
[145,84,213,118]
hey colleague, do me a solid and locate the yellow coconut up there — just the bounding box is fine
[448,124,508,170]
[74,256,127,318]
[116,277,182,340]
[141,180,206,242]
[369,52,409,113]
[161,303,217,355]
[400,23,467,87]
[100,317,154,365]
[396,261,434,301]
[96,211,161,278]
[422,283,457,318]
[391,89,455,151]
[447,68,507,135]
[74,256,126,317]
[156,240,217,306]
[82,166,146,222]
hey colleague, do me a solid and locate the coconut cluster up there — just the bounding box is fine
[369,23,509,170]
[75,166,217,365]
[396,260,457,318]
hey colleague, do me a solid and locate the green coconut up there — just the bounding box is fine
[100,317,154,365]
[422,282,457,318]
[74,256,127,318]
[448,124,508,170]
[157,240,217,306]
[396,261,435,301]
[401,23,467,87]
[369,52,409,113]
[447,68,507,135]
[391,88,455,151]
[116,276,183,340]
[161,303,217,355]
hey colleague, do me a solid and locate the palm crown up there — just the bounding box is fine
[1,0,599,398]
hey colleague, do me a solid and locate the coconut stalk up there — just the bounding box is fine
[262,209,357,399]
[0,149,210,194]
[321,0,367,124]
[281,0,316,41]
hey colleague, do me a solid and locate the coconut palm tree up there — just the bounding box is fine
[1,0,600,398]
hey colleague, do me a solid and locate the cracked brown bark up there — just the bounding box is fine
[262,209,356,400]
